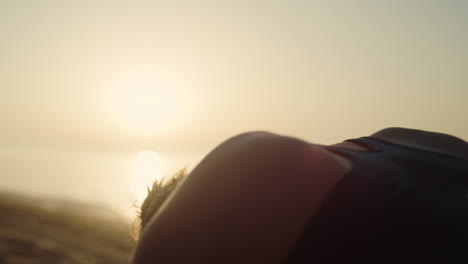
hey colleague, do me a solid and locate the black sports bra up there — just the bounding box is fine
[287,137,468,263]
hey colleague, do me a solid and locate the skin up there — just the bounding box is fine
[133,127,468,264]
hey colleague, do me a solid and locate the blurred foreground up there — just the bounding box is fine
[0,192,136,264]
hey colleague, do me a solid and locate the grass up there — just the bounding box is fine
[0,192,136,264]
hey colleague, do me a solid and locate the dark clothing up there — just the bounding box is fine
[287,137,468,263]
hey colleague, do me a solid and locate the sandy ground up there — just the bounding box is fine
[0,192,136,264]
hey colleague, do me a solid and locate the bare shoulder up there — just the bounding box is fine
[134,132,350,264]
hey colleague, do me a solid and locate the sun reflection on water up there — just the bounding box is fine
[130,150,163,205]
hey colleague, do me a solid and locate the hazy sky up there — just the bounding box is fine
[1,0,467,215]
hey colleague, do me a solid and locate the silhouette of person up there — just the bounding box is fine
[133,127,468,264]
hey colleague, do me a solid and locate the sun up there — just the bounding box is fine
[104,71,192,136]
[130,150,164,204]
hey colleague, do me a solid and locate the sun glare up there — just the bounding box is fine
[130,150,163,204]
[104,71,193,136]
